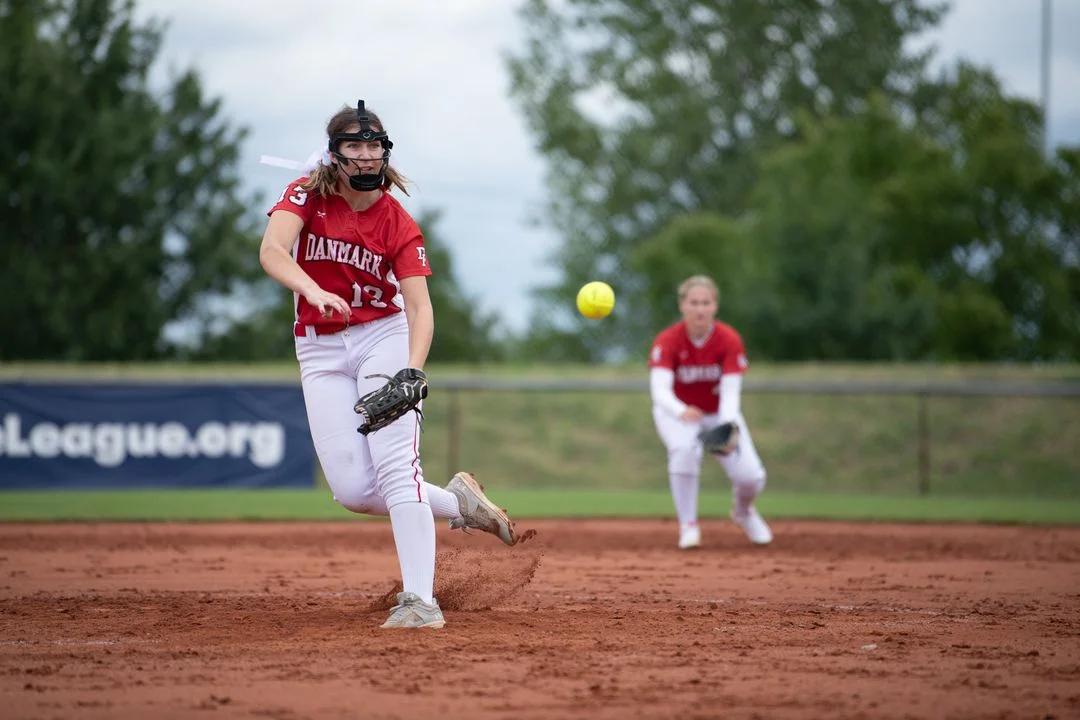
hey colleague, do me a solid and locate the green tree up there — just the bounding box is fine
[734,96,950,360]
[507,0,947,359]
[912,64,1080,359]
[680,69,1079,361]
[629,212,766,341]
[180,284,295,362]
[415,210,506,363]
[0,0,262,361]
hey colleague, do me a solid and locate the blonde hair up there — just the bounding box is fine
[300,104,410,197]
[677,275,719,303]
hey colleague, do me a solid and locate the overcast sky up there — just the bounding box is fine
[135,0,1079,333]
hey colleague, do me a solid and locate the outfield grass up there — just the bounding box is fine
[1,490,1078,525]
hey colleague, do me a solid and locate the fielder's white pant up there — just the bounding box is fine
[652,408,767,527]
[295,314,428,513]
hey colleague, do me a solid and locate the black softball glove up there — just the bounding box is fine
[698,421,740,456]
[354,368,428,435]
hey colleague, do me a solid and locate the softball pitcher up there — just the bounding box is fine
[259,100,520,630]
[648,275,772,550]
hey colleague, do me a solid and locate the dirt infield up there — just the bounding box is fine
[2,519,1079,720]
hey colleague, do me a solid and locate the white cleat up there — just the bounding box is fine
[446,471,518,546]
[731,507,773,545]
[677,523,702,550]
[379,592,446,629]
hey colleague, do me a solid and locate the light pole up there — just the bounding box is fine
[1040,0,1052,158]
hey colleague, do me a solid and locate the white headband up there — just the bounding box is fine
[259,149,331,173]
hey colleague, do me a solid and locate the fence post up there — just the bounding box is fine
[447,388,461,473]
[917,392,930,495]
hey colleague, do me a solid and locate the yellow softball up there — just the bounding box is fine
[576,281,616,319]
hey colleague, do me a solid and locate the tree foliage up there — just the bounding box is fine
[913,65,1080,359]
[738,67,1079,361]
[0,0,262,361]
[507,0,947,358]
[414,210,506,363]
[508,0,1079,361]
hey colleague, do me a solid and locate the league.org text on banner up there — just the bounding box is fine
[0,382,314,489]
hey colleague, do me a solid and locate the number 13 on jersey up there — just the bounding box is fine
[352,282,387,308]
[277,184,308,206]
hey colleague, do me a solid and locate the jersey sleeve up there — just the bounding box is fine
[720,329,750,375]
[648,332,676,370]
[390,216,433,280]
[267,177,315,222]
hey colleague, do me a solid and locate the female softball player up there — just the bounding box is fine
[259,100,520,629]
[648,275,772,550]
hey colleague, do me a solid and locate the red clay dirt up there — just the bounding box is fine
[1,519,1078,720]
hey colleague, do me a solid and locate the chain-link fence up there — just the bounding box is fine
[408,379,1080,498]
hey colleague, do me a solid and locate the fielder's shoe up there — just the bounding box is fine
[731,506,773,545]
[677,522,702,550]
[446,471,518,546]
[380,592,446,629]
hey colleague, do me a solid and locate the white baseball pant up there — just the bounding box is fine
[294,313,457,518]
[652,409,767,526]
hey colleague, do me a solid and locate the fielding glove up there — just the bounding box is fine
[698,421,740,456]
[354,368,428,435]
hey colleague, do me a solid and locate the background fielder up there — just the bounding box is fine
[648,275,773,549]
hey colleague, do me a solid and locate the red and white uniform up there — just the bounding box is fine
[648,320,748,415]
[264,179,463,527]
[647,320,766,534]
[268,177,432,334]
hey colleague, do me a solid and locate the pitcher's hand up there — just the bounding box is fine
[304,287,351,320]
[679,406,704,423]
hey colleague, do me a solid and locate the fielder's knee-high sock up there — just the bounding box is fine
[388,502,436,605]
[424,483,462,520]
[732,475,766,515]
[669,472,700,528]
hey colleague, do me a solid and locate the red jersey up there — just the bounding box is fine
[648,321,749,414]
[267,178,432,331]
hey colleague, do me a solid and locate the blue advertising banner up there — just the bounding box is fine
[0,382,314,489]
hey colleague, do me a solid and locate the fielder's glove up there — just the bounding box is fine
[698,422,740,456]
[354,368,428,435]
